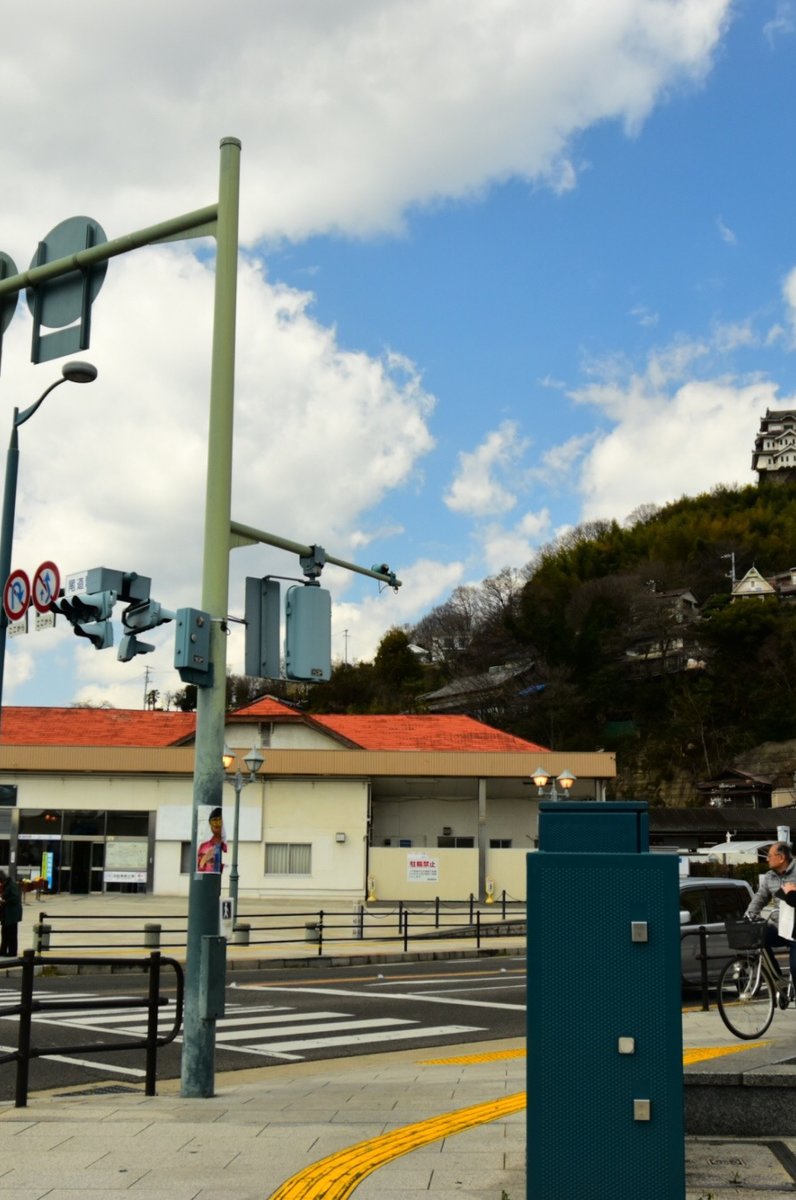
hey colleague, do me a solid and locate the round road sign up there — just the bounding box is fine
[3,569,30,622]
[32,561,60,613]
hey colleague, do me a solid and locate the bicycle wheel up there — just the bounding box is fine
[717,954,775,1039]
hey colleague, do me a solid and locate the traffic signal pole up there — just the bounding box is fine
[180,137,241,1098]
[0,136,400,1100]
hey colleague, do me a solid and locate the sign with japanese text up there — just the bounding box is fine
[407,853,439,883]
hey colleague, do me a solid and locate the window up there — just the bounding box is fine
[180,843,193,874]
[265,843,311,875]
[437,836,474,848]
[489,838,513,849]
[107,811,150,837]
[704,887,749,923]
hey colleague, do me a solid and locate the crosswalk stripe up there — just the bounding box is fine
[214,1017,416,1043]
[247,1025,483,1053]
[1,989,487,1064]
[121,1010,351,1036]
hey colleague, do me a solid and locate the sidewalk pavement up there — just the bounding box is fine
[0,893,795,1197]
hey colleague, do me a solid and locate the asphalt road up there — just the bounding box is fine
[0,955,528,1101]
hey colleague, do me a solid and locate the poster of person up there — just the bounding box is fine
[197,806,227,873]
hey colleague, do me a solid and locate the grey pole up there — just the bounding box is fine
[228,770,243,916]
[223,746,262,920]
[180,137,241,1099]
[0,363,97,731]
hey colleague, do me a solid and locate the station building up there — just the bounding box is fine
[0,697,616,901]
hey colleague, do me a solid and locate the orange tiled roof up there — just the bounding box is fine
[308,714,548,753]
[0,708,196,747]
[0,702,547,754]
[228,697,305,721]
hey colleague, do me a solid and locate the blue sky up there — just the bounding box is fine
[0,0,794,709]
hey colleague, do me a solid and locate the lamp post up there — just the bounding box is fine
[0,361,98,728]
[530,766,577,800]
[222,744,264,916]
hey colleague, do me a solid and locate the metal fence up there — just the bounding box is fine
[0,950,184,1106]
[33,895,526,956]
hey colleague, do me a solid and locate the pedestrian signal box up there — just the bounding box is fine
[284,584,331,681]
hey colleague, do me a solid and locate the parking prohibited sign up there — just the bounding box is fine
[3,569,30,623]
[32,561,60,613]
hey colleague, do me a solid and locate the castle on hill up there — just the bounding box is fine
[753,409,796,485]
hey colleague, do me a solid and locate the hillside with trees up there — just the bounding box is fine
[308,483,796,804]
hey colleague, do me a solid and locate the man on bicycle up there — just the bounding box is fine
[745,841,796,983]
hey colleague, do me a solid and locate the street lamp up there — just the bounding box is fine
[222,744,264,916]
[0,361,98,727]
[530,766,577,800]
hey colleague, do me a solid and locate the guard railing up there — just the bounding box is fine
[0,949,184,1107]
[33,895,526,956]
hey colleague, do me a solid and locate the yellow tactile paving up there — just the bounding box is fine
[420,1047,526,1064]
[266,1090,526,1200]
[683,1042,768,1065]
[266,1039,767,1200]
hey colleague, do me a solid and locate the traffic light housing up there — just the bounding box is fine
[284,584,331,681]
[53,589,116,650]
[118,633,156,662]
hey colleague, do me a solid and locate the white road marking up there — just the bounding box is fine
[254,985,526,1011]
[0,1042,145,1078]
[248,1024,482,1053]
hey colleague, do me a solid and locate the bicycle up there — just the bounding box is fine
[716,918,794,1039]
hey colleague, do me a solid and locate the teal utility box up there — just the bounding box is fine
[526,801,684,1200]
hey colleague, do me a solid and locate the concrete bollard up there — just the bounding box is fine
[34,923,51,952]
[232,922,251,945]
[144,923,161,949]
[305,921,319,943]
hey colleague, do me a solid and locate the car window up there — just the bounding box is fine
[704,886,748,923]
[680,887,706,923]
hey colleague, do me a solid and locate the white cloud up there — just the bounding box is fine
[0,0,739,701]
[716,215,738,245]
[0,1,732,250]
[782,266,796,346]
[0,248,436,705]
[573,374,772,522]
[444,421,528,516]
[630,305,660,328]
[330,557,465,663]
[478,509,553,574]
[764,1,795,47]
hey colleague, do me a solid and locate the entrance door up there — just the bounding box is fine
[65,841,92,894]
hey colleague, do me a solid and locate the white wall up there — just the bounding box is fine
[371,794,539,851]
[371,797,476,847]
[485,848,532,902]
[262,778,368,896]
[226,721,341,750]
[367,847,479,900]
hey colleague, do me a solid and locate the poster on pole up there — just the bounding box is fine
[196,805,227,874]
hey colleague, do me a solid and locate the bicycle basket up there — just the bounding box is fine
[725,918,767,950]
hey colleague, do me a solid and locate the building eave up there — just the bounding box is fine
[0,745,617,781]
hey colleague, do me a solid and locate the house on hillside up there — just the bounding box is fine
[0,698,616,902]
[420,660,536,719]
[731,566,777,601]
[766,567,796,602]
[696,768,774,809]
[624,587,704,677]
[752,408,796,485]
[648,804,796,853]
